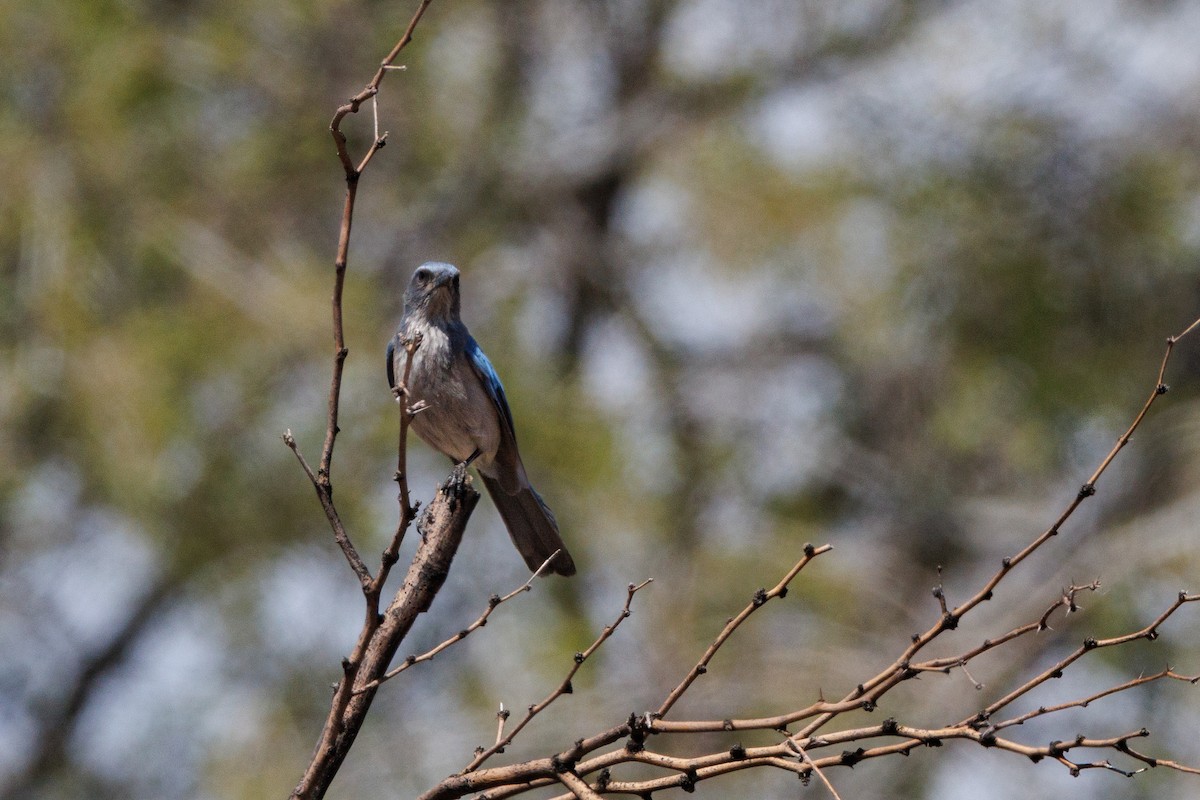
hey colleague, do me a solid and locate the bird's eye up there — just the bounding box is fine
[415,268,431,283]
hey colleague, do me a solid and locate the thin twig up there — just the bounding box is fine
[368,332,425,614]
[656,543,832,718]
[795,316,1200,742]
[284,430,371,588]
[461,579,654,774]
[354,552,561,694]
[994,668,1200,732]
[557,771,603,800]
[966,592,1200,725]
[786,739,843,800]
[495,704,510,747]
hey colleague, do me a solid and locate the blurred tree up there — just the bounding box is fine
[2,1,1200,799]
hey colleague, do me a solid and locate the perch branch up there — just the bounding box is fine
[291,475,479,800]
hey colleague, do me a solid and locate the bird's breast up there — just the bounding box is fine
[404,332,502,466]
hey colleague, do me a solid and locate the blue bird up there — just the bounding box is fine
[387,262,576,576]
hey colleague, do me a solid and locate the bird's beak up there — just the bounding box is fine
[434,273,456,289]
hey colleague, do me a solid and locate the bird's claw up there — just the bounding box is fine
[448,461,471,495]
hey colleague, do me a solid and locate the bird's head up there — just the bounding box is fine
[403,262,462,322]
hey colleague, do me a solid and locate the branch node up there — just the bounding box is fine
[1078,483,1097,499]
[840,748,865,767]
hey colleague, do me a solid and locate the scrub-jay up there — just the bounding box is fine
[387,262,576,577]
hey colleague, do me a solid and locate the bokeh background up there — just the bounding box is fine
[4,1,1200,798]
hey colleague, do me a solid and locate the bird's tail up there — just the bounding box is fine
[480,476,576,576]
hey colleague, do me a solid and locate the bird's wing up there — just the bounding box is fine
[465,335,527,493]
[464,335,517,439]
[386,336,396,390]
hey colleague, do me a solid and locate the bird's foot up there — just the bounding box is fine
[448,461,472,495]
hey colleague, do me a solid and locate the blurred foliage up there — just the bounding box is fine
[3,1,1200,799]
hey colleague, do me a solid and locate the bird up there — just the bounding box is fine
[387,262,576,577]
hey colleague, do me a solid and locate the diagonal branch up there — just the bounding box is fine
[461,579,654,774]
[964,591,1200,727]
[793,314,1200,743]
[655,543,832,719]
[284,430,371,588]
[291,475,479,800]
[354,550,562,695]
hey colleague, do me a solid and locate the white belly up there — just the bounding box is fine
[405,334,501,468]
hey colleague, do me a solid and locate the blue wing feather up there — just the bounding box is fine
[465,336,516,438]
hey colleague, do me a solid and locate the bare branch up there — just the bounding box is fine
[283,429,371,588]
[969,592,1200,726]
[786,739,844,800]
[291,474,479,800]
[368,331,425,615]
[557,770,603,800]
[461,579,654,774]
[794,315,1200,743]
[656,543,832,718]
[354,551,561,694]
